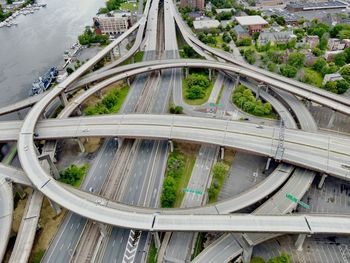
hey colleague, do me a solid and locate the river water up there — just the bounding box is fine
[0,0,105,107]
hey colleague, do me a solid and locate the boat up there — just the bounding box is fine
[30,67,59,96]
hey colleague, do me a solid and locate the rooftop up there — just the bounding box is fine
[193,19,220,29]
[235,15,268,26]
[287,1,347,10]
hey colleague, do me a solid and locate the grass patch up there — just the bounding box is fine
[59,164,90,187]
[301,68,323,88]
[121,51,144,65]
[31,249,45,263]
[161,143,198,208]
[208,162,229,203]
[191,233,204,260]
[120,1,138,11]
[147,242,157,263]
[174,152,196,208]
[183,73,214,105]
[84,86,129,115]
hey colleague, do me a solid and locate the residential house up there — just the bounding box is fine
[233,25,250,40]
[306,35,319,49]
[322,73,344,85]
[257,31,296,46]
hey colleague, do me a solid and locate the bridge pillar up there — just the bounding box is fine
[127,77,131,87]
[235,74,240,87]
[14,184,26,199]
[295,234,306,251]
[76,105,82,116]
[327,110,336,128]
[220,147,224,160]
[256,85,261,100]
[75,138,85,153]
[96,90,102,99]
[17,111,22,120]
[152,232,161,249]
[208,69,212,81]
[318,173,328,189]
[305,100,312,109]
[265,85,269,93]
[48,198,62,216]
[98,223,107,238]
[168,140,174,152]
[110,50,114,62]
[265,157,271,171]
[59,92,68,107]
[131,56,135,64]
[242,247,253,263]
[185,68,189,78]
[118,44,121,56]
[38,154,60,179]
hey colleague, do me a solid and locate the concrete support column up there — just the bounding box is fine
[318,173,328,189]
[208,69,212,80]
[305,100,312,109]
[17,111,22,120]
[48,198,62,216]
[117,137,123,149]
[96,90,102,99]
[41,111,47,120]
[256,85,261,100]
[152,232,161,249]
[38,154,60,179]
[110,50,114,61]
[235,74,240,87]
[14,184,26,199]
[131,56,135,64]
[127,78,131,87]
[220,147,224,160]
[265,85,269,93]
[168,140,174,152]
[265,157,272,171]
[242,247,253,263]
[76,105,82,116]
[75,138,85,153]
[185,68,189,78]
[118,44,121,56]
[85,84,89,90]
[327,110,336,128]
[98,223,107,238]
[295,234,306,251]
[59,92,68,107]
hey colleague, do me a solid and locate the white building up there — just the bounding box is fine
[94,12,134,35]
[323,73,344,85]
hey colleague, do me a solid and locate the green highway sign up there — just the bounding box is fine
[184,188,203,195]
[286,193,310,209]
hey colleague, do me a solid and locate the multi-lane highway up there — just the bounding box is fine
[2,0,350,261]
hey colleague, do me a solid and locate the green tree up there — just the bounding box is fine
[339,30,350,40]
[323,81,337,93]
[222,32,232,43]
[340,64,350,82]
[243,49,256,64]
[312,58,327,72]
[287,52,305,68]
[66,67,74,75]
[336,79,350,94]
[161,177,177,207]
[312,47,323,57]
[280,64,297,78]
[334,52,347,67]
